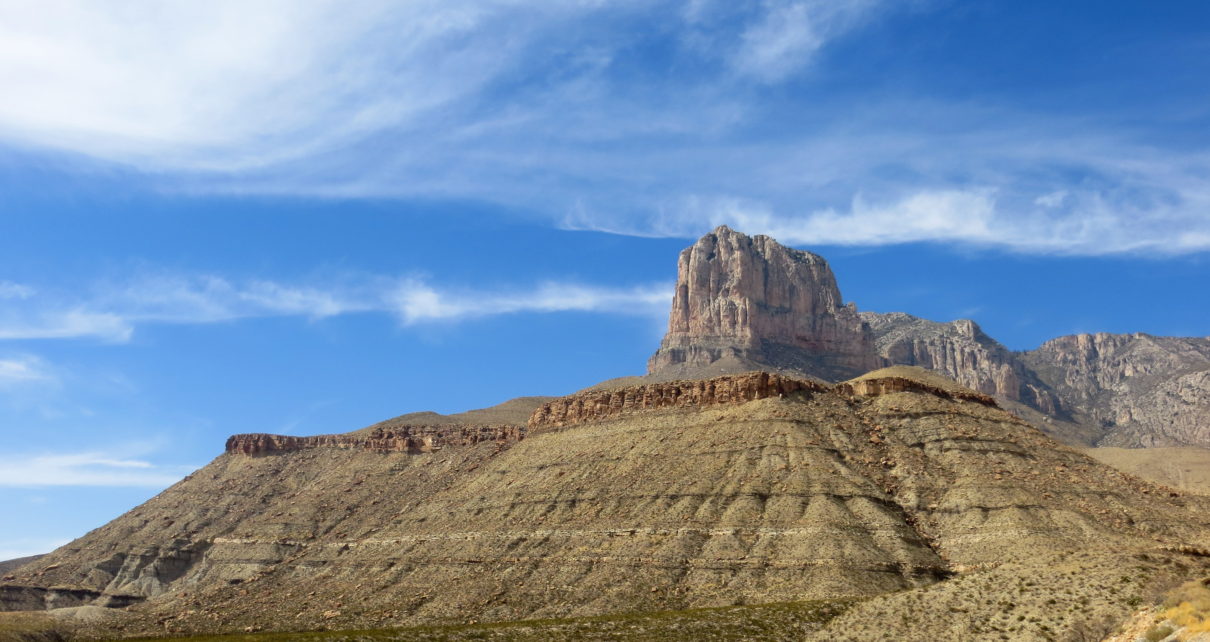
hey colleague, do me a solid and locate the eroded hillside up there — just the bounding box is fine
[5,369,1210,640]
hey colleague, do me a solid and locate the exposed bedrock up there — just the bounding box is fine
[646,227,1210,448]
[647,226,884,381]
[226,425,526,456]
[529,372,827,429]
[0,585,141,612]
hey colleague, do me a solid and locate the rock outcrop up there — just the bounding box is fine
[226,425,526,456]
[1022,333,1210,447]
[836,374,997,407]
[859,312,1059,413]
[646,227,1209,448]
[648,226,884,381]
[528,372,826,429]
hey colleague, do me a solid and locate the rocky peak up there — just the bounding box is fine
[647,226,884,381]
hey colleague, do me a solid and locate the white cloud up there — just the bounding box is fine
[0,282,34,299]
[0,355,56,387]
[0,310,132,342]
[0,1,618,170]
[0,272,671,342]
[0,2,1206,257]
[0,451,186,488]
[1034,190,1068,208]
[392,279,669,324]
[731,1,880,82]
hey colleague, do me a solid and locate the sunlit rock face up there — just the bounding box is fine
[648,225,885,382]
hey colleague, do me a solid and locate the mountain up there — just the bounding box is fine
[647,227,884,382]
[4,227,1210,641]
[5,368,1210,640]
[648,226,1210,448]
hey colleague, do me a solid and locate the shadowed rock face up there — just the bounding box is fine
[648,226,885,381]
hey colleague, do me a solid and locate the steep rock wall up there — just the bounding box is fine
[647,226,884,381]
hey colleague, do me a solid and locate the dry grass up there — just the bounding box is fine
[1158,579,1210,638]
[0,612,65,642]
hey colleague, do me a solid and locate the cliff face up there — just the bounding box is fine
[646,228,1209,448]
[1023,333,1210,447]
[647,226,884,381]
[860,312,1061,415]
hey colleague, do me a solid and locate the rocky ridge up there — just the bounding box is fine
[225,425,526,456]
[527,372,827,429]
[649,226,1210,448]
[7,367,1210,640]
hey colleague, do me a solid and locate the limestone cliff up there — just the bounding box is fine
[647,226,884,381]
[1022,333,1210,447]
[647,228,1209,448]
[860,312,1060,414]
[529,372,826,429]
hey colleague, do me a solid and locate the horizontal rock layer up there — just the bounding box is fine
[835,376,997,407]
[225,425,526,456]
[528,372,827,429]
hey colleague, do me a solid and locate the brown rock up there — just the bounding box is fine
[647,226,884,381]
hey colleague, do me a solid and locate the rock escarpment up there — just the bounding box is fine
[529,372,826,429]
[647,227,1209,448]
[648,226,884,381]
[1022,333,1210,447]
[859,312,1059,413]
[226,425,526,456]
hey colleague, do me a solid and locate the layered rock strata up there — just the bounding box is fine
[528,372,826,429]
[860,312,1059,413]
[648,226,884,381]
[226,425,525,456]
[836,375,997,407]
[11,369,1210,639]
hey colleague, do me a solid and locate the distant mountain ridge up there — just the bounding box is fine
[647,226,1210,448]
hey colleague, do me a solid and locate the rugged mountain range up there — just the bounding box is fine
[3,227,1209,641]
[648,226,1210,448]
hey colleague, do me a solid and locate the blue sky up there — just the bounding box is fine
[1,0,1208,560]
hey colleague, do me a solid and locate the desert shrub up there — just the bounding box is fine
[1143,624,1174,642]
[1160,580,1210,638]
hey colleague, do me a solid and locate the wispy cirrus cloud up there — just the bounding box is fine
[0,271,670,342]
[0,355,55,386]
[0,451,189,488]
[393,279,668,324]
[2,2,1208,256]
